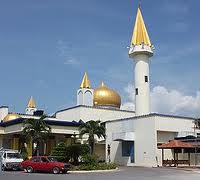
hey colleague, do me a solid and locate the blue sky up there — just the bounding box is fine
[0,0,200,116]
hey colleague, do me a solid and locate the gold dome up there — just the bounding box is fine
[3,113,21,122]
[93,82,121,108]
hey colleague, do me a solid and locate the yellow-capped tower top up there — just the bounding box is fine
[80,72,91,89]
[130,6,151,47]
[27,96,36,108]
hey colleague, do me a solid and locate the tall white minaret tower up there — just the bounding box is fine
[26,96,37,115]
[77,72,94,106]
[129,5,154,116]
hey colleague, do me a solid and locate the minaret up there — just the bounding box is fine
[26,96,37,115]
[129,6,154,116]
[77,72,94,106]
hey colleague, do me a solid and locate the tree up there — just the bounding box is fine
[51,142,68,162]
[79,120,105,155]
[22,115,51,156]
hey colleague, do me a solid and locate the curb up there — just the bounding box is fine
[68,168,119,173]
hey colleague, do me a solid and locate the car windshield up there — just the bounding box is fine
[48,157,58,162]
[7,153,22,159]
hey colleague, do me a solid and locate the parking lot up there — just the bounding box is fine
[1,167,200,180]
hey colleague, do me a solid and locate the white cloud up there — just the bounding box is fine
[64,57,80,65]
[57,40,80,66]
[163,1,189,15]
[121,83,200,117]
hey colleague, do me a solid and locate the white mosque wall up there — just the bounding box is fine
[106,114,198,167]
[155,115,196,136]
[56,106,135,123]
[4,124,23,134]
[134,116,157,167]
[56,107,81,121]
[50,125,79,135]
[0,127,4,134]
[155,115,198,166]
[106,118,134,165]
[106,116,158,167]
[156,131,177,166]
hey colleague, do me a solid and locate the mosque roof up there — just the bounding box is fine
[55,105,135,114]
[93,82,121,108]
[3,113,21,122]
[130,6,151,47]
[80,72,91,89]
[27,96,36,108]
[0,117,82,127]
[106,113,196,123]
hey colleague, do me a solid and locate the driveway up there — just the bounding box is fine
[1,167,200,180]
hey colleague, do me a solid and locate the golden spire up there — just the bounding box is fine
[130,6,151,46]
[27,96,36,108]
[80,72,91,89]
[101,81,105,87]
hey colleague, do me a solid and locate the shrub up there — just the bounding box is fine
[82,154,98,165]
[51,142,68,162]
[72,163,117,171]
[80,144,90,156]
[66,144,90,164]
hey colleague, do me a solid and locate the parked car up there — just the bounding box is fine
[0,148,23,171]
[21,156,70,174]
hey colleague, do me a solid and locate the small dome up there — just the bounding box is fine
[3,113,21,122]
[93,82,121,108]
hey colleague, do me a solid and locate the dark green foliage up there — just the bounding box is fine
[79,120,105,154]
[22,115,51,156]
[51,143,90,163]
[72,163,117,171]
[51,142,69,162]
[80,144,90,156]
[82,154,98,165]
[66,144,90,164]
[21,146,28,160]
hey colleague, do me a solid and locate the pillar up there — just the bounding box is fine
[12,136,19,150]
[27,139,33,158]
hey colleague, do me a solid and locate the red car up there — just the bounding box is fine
[21,156,70,174]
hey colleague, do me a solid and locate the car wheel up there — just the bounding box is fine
[26,166,34,173]
[52,167,60,174]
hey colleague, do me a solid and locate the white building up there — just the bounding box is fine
[105,6,200,167]
[0,4,199,167]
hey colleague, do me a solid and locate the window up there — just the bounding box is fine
[135,88,138,95]
[41,157,49,163]
[32,157,40,162]
[145,76,148,82]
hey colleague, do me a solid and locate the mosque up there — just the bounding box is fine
[0,5,199,167]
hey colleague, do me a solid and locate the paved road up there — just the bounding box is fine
[1,167,200,180]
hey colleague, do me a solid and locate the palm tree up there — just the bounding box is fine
[79,120,105,155]
[22,115,51,156]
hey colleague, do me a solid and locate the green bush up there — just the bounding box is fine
[82,154,98,165]
[51,142,69,162]
[72,163,117,171]
[51,143,90,164]
[80,144,90,155]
